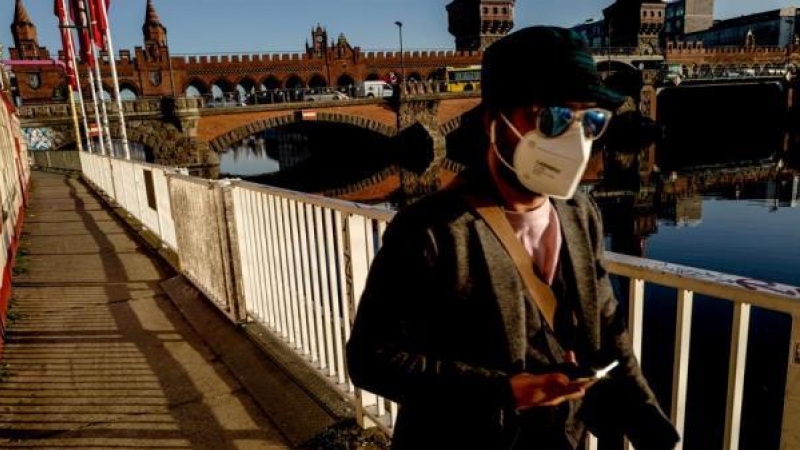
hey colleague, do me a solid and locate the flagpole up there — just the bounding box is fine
[72,68,93,153]
[94,0,130,160]
[70,0,105,155]
[66,85,83,152]
[85,66,106,155]
[82,0,113,157]
[59,0,92,153]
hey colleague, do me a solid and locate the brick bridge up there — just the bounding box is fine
[18,48,800,200]
[18,91,490,200]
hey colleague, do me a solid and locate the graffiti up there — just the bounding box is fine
[735,279,800,297]
[23,127,67,151]
[624,255,800,300]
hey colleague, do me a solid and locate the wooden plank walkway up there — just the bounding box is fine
[0,171,294,450]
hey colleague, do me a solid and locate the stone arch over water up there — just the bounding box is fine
[207,112,396,153]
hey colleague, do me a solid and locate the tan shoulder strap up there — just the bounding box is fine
[465,194,558,330]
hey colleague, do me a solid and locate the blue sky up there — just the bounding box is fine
[2,0,796,57]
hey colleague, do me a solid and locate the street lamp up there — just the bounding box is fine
[165,30,176,98]
[395,21,405,84]
[394,20,406,206]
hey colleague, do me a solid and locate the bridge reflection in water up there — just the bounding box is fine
[219,133,280,176]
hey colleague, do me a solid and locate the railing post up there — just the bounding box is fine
[214,179,244,322]
[781,314,800,449]
[220,181,247,323]
[671,289,693,450]
[723,303,750,450]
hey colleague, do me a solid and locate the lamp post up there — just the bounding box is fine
[395,21,405,84]
[394,20,406,207]
[165,30,176,98]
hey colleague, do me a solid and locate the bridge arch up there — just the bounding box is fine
[237,77,257,95]
[185,78,209,97]
[336,74,356,89]
[286,75,303,89]
[262,75,281,90]
[207,112,396,153]
[119,82,140,100]
[81,83,111,100]
[308,73,327,88]
[407,72,423,82]
[211,79,235,98]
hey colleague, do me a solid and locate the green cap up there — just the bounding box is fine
[481,26,625,110]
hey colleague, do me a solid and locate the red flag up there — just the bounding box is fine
[55,0,78,89]
[69,0,95,66]
[87,0,108,50]
[92,0,110,38]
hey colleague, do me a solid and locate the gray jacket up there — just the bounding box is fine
[346,176,679,450]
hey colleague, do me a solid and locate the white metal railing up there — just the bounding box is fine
[79,152,178,250]
[39,152,800,450]
[30,150,81,171]
[169,175,237,317]
[229,181,392,390]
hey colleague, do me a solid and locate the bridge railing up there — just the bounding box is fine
[79,152,178,250]
[30,149,81,171]
[40,152,800,450]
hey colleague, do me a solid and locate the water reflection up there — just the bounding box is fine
[593,151,799,450]
[219,131,280,177]
[219,122,393,193]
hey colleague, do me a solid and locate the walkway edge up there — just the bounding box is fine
[74,171,361,448]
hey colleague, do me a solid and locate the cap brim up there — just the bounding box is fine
[586,84,626,110]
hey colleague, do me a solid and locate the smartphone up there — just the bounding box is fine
[566,360,619,382]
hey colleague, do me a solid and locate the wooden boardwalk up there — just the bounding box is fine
[0,171,295,450]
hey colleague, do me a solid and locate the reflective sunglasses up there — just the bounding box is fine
[535,106,613,140]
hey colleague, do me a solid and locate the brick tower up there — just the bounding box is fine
[446,0,515,51]
[142,0,168,63]
[681,0,714,34]
[603,0,666,53]
[307,25,329,59]
[9,0,47,60]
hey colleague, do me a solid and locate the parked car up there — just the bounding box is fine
[304,91,350,102]
[206,97,244,108]
[357,81,394,98]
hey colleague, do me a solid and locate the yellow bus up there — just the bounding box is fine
[444,65,481,92]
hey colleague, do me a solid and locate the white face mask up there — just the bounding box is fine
[491,112,592,199]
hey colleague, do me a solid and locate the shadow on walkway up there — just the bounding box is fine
[0,171,295,450]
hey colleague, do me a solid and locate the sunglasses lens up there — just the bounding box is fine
[582,110,610,138]
[538,107,575,137]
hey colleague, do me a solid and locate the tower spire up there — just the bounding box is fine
[10,0,41,59]
[145,0,162,25]
[142,0,167,61]
[13,0,34,26]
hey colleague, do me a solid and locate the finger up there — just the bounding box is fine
[538,390,586,406]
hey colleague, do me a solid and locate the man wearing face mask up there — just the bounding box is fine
[346,26,680,450]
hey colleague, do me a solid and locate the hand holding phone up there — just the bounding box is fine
[562,360,619,383]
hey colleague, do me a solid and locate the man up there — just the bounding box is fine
[346,26,680,450]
